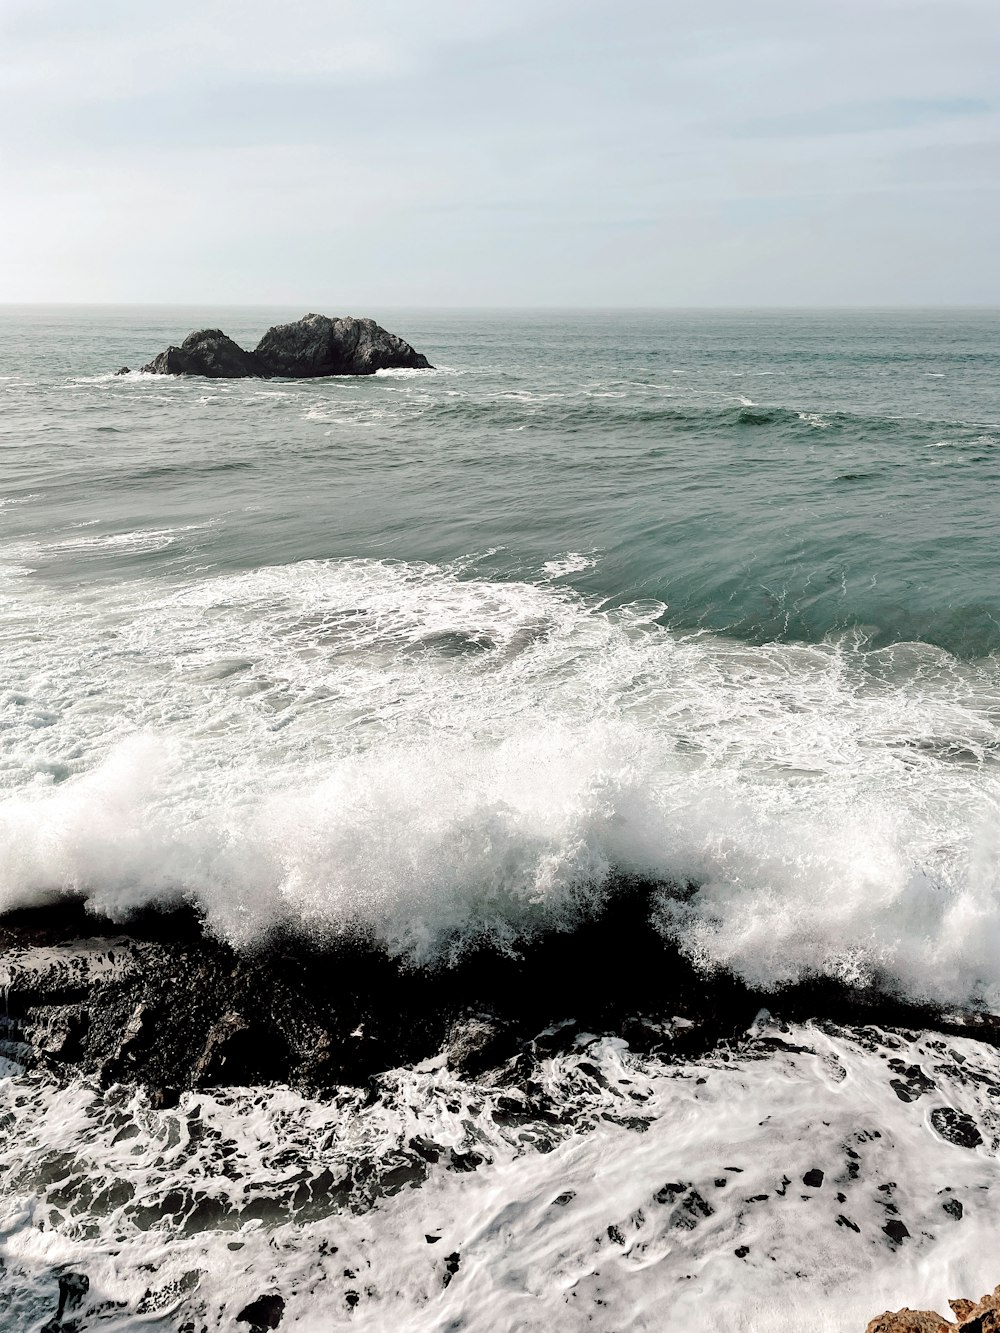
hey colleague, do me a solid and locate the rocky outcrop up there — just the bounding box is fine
[253,313,430,376]
[131,314,431,379]
[866,1284,1000,1332]
[140,328,266,378]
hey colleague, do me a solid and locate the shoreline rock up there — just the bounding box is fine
[866,1283,1000,1331]
[1,885,997,1095]
[122,313,432,379]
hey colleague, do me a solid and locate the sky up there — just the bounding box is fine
[0,0,998,306]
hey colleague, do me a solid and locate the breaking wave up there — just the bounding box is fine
[1,557,999,1006]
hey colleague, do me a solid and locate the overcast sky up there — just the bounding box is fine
[1,0,997,305]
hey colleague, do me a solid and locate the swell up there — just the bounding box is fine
[419,395,994,440]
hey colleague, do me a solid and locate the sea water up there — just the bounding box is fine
[0,306,999,1329]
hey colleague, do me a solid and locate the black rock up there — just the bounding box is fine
[115,366,131,375]
[930,1107,983,1149]
[802,1168,824,1188]
[254,313,431,377]
[135,314,431,379]
[236,1293,285,1330]
[141,329,265,378]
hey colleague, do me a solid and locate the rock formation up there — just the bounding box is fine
[123,313,432,379]
[254,313,431,376]
[140,328,266,378]
[866,1284,1000,1332]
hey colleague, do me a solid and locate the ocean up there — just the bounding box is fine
[1,306,999,1330]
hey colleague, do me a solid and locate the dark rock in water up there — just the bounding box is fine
[930,1107,983,1149]
[445,1014,517,1077]
[41,1272,90,1330]
[236,1293,285,1330]
[2,885,999,1097]
[254,312,431,377]
[115,366,131,375]
[140,329,265,379]
[134,314,431,379]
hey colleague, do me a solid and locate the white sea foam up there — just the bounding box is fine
[1,557,999,1001]
[541,552,597,579]
[0,1018,998,1331]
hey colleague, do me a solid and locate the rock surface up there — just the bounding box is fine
[866,1284,1000,1332]
[254,313,431,376]
[140,328,266,378]
[135,314,431,379]
[0,886,995,1097]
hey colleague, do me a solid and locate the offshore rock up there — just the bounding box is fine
[253,313,431,377]
[140,328,265,378]
[135,314,431,379]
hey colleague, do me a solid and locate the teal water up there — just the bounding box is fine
[2,306,998,654]
[1,307,999,1002]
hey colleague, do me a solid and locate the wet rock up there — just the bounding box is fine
[866,1282,1000,1332]
[254,313,431,377]
[930,1108,983,1149]
[888,1059,936,1102]
[115,366,130,375]
[803,1168,824,1188]
[141,329,265,378]
[445,1015,516,1077]
[41,1272,90,1331]
[865,1311,951,1332]
[236,1293,285,1330]
[24,1005,88,1061]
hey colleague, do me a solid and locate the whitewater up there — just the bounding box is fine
[1,306,999,1330]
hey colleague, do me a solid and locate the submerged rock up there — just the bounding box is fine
[140,328,265,378]
[135,314,431,379]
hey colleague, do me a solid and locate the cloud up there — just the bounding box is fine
[0,0,997,303]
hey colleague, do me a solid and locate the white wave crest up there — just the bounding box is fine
[1,558,999,1003]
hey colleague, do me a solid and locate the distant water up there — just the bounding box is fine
[2,306,1000,1333]
[1,306,1000,1000]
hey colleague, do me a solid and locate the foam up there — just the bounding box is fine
[1,1019,999,1330]
[1,557,999,1002]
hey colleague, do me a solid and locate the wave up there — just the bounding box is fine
[413,394,992,443]
[1,558,999,1009]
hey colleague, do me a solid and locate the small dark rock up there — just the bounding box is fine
[941,1197,964,1220]
[882,1219,910,1244]
[803,1169,825,1188]
[115,366,130,375]
[735,1246,750,1259]
[552,1191,575,1207]
[930,1107,983,1149]
[236,1293,284,1330]
[57,1272,89,1318]
[654,1182,687,1205]
[836,1215,860,1232]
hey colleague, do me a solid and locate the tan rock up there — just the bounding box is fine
[866,1284,1000,1333]
[865,1310,952,1332]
